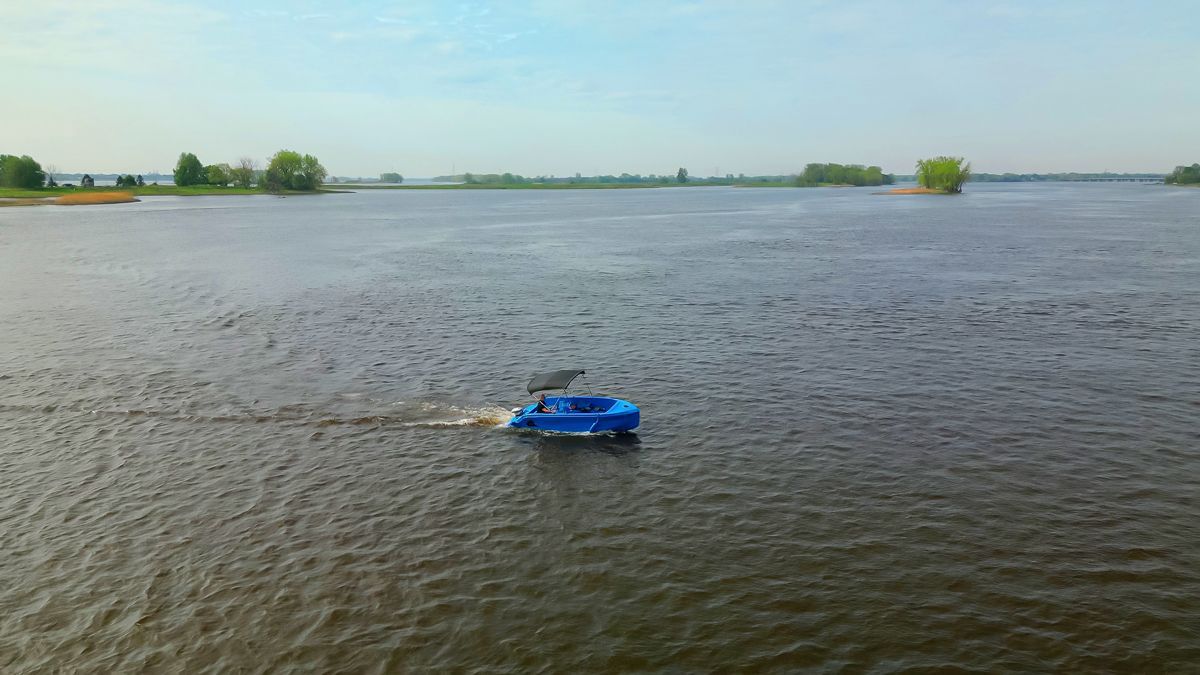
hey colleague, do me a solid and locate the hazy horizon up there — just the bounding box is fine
[3,1,1197,177]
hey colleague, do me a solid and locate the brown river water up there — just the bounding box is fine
[1,184,1198,671]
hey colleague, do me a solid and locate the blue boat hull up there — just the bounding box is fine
[508,396,640,433]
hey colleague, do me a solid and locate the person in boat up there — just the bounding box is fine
[534,393,556,414]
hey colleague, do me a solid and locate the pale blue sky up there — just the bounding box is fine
[3,1,1197,176]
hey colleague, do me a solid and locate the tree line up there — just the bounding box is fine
[971,171,1164,182]
[435,170,794,185]
[795,163,894,187]
[174,150,326,191]
[1165,164,1200,185]
[114,174,146,187]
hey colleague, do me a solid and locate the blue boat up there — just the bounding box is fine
[508,369,640,433]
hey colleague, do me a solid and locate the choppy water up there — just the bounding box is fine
[1,183,1198,671]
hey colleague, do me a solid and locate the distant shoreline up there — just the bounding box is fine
[331,182,796,190]
[0,185,337,206]
[3,180,1185,208]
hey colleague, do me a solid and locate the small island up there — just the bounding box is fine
[880,156,971,195]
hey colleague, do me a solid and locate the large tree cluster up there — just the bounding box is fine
[0,154,46,188]
[1165,163,1200,185]
[796,163,893,187]
[260,150,327,192]
[172,151,324,191]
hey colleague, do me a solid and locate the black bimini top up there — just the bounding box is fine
[527,369,585,394]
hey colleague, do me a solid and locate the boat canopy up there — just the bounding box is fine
[527,369,585,394]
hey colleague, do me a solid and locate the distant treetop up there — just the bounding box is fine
[1165,163,1200,185]
[795,163,893,187]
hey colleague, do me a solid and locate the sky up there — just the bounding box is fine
[2,1,1197,177]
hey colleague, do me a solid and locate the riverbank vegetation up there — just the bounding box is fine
[0,155,47,189]
[260,151,327,192]
[0,184,321,200]
[915,156,971,193]
[171,151,324,193]
[1165,164,1200,185]
[795,163,893,187]
[11,146,1195,203]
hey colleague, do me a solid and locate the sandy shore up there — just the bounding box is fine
[876,187,945,195]
[0,192,140,207]
[55,191,140,205]
[0,197,57,207]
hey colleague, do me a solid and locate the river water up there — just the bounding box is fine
[1,184,1198,671]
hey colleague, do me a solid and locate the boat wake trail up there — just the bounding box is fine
[316,403,514,429]
[0,400,515,430]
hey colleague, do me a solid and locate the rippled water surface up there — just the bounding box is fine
[2,184,1198,671]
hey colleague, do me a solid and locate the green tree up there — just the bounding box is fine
[205,163,232,187]
[916,156,971,193]
[230,157,256,189]
[136,175,145,186]
[676,167,688,183]
[173,152,204,186]
[0,154,47,188]
[262,151,298,192]
[380,172,403,183]
[798,163,823,186]
[262,150,326,192]
[298,154,326,190]
[1165,163,1200,185]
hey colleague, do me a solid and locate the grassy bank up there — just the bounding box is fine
[0,185,333,199]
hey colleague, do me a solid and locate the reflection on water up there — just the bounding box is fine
[1,183,1199,670]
